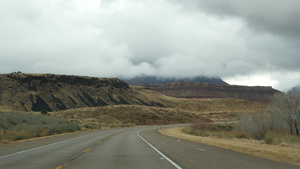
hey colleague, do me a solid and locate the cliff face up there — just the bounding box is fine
[0,73,163,112]
[140,82,280,102]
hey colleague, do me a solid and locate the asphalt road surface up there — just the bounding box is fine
[0,125,299,169]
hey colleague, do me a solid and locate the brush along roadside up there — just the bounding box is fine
[0,111,80,144]
[159,126,300,166]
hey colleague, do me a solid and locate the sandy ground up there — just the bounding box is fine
[160,127,300,166]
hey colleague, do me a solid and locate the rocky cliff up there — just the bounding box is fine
[0,73,164,112]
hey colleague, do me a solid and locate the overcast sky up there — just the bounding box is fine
[1,0,300,91]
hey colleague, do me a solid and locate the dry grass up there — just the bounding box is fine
[0,86,267,129]
[160,127,300,166]
[132,85,267,121]
[50,105,199,129]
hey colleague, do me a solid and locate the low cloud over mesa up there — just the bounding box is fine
[0,0,299,90]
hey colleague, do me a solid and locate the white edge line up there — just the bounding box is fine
[0,132,100,159]
[137,130,182,169]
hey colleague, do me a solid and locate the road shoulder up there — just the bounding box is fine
[160,127,300,166]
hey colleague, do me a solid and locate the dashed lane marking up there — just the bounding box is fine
[196,148,206,151]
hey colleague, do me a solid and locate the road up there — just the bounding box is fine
[0,125,298,169]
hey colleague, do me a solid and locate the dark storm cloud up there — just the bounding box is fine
[172,0,300,38]
[0,0,300,90]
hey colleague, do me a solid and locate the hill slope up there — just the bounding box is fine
[0,73,164,112]
[0,73,268,127]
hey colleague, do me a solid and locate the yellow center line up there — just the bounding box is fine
[83,148,90,152]
[56,166,63,169]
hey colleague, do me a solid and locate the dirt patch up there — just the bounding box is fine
[160,127,300,166]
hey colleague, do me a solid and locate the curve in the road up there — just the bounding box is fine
[0,125,299,169]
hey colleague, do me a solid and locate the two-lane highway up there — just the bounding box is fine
[0,125,299,169]
[0,126,178,169]
[62,128,177,169]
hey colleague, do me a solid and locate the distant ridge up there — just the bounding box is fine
[290,85,300,97]
[121,75,228,85]
[139,82,280,102]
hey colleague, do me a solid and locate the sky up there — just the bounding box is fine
[0,0,300,91]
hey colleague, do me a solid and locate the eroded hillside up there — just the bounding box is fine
[0,73,164,112]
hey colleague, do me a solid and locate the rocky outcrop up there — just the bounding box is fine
[140,82,280,102]
[0,73,163,112]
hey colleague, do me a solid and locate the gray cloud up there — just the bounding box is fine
[0,0,299,90]
[173,0,300,38]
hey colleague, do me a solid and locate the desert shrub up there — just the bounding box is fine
[0,116,11,129]
[236,110,296,140]
[192,120,216,131]
[269,92,300,136]
[182,127,194,135]
[235,112,268,140]
[0,111,80,141]
[183,127,204,136]
[285,135,300,144]
[263,131,300,145]
[194,129,203,136]
[234,131,248,139]
[263,133,275,144]
[201,130,211,137]
[83,124,97,129]
[41,109,48,115]
[216,123,235,131]
[14,130,33,140]
[184,120,238,138]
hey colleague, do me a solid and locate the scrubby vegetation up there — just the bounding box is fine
[183,91,300,145]
[0,111,80,142]
[183,119,300,145]
[183,120,245,139]
[234,91,300,144]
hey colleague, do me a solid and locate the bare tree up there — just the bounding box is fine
[269,91,300,136]
[236,112,268,139]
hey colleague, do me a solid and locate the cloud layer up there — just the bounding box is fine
[0,0,299,90]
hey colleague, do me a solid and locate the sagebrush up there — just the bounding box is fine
[0,111,80,141]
